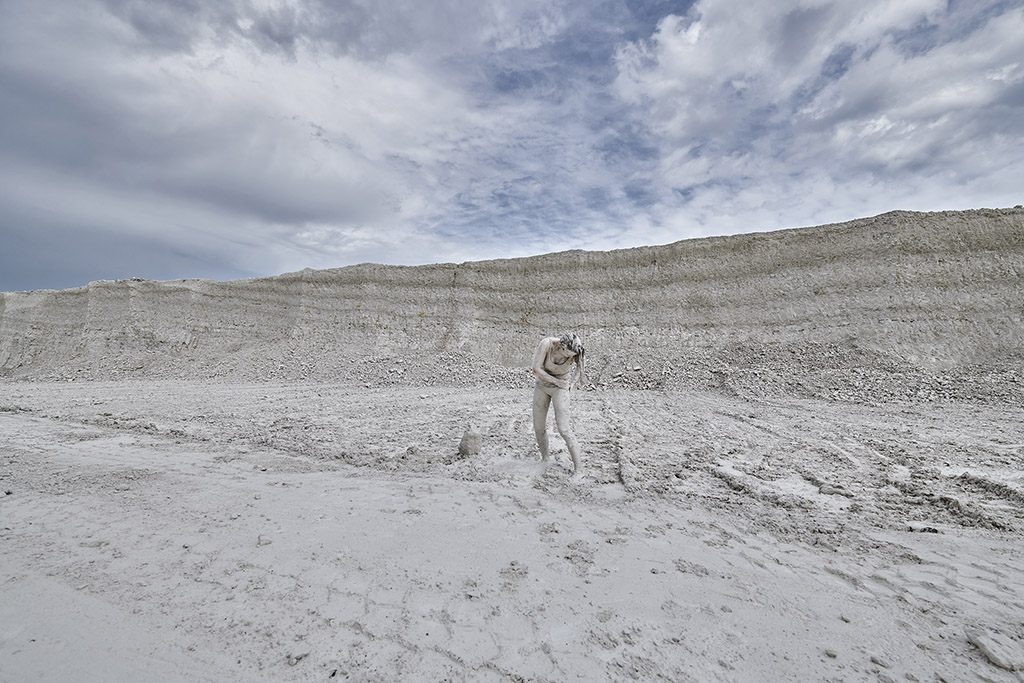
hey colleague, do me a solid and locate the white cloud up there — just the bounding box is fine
[614,1,948,139]
[1,0,1022,291]
[612,0,1024,236]
[486,4,568,50]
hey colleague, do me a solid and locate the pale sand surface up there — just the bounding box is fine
[2,209,1022,681]
[2,380,1022,682]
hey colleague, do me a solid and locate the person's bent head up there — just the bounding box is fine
[558,332,583,356]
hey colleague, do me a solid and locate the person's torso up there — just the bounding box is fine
[543,350,574,379]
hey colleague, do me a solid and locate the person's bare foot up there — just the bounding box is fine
[533,458,553,477]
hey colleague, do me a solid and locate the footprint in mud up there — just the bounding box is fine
[674,559,711,576]
[530,461,586,491]
[562,540,597,577]
[499,560,529,590]
[537,522,561,543]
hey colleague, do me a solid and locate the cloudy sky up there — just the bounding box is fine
[1,0,1022,291]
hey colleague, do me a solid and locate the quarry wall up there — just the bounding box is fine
[1,208,1021,380]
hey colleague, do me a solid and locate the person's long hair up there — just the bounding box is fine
[559,332,585,387]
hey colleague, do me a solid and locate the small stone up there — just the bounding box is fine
[825,650,838,659]
[967,628,1024,671]
[819,485,853,497]
[458,425,481,456]
[871,655,891,668]
[286,651,309,666]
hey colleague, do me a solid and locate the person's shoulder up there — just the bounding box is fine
[533,336,556,356]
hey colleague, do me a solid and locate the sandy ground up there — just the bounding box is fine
[2,379,1023,682]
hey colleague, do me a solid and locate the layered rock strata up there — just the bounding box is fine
[1,208,1021,381]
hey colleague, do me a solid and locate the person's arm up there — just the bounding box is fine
[531,337,569,388]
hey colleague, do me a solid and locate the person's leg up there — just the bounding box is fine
[532,384,552,462]
[551,389,582,473]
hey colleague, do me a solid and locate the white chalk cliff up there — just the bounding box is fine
[1,208,1021,382]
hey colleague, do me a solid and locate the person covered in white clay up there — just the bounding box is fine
[531,332,586,476]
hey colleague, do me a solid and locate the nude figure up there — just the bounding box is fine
[531,332,586,477]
